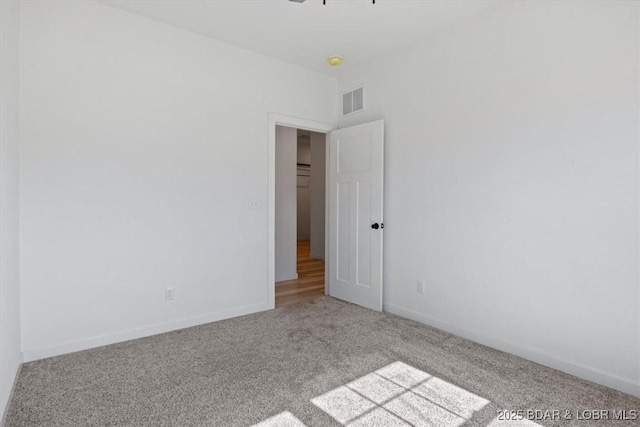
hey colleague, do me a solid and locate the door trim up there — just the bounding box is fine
[268,113,335,309]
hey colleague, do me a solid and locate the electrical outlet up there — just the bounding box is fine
[417,280,424,294]
[248,200,260,209]
[165,287,175,301]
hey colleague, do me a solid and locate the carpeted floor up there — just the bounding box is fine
[4,297,639,426]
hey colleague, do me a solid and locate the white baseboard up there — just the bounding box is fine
[384,303,640,398]
[22,301,271,363]
[1,353,23,427]
[310,253,325,260]
[276,273,298,282]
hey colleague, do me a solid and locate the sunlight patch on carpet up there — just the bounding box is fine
[252,361,545,426]
[311,361,488,426]
[251,411,307,427]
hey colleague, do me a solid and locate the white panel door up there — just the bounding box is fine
[328,120,384,311]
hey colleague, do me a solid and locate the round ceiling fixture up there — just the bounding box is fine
[327,56,343,67]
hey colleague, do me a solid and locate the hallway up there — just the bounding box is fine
[275,241,325,307]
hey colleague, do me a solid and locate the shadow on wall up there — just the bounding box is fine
[297,134,311,241]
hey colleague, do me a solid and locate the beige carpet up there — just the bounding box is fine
[4,297,639,426]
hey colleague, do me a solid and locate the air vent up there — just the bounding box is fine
[342,87,364,116]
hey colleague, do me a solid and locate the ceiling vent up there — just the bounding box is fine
[343,87,364,116]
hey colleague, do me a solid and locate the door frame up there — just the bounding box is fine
[267,113,335,309]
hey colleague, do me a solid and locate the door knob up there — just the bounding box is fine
[371,223,380,230]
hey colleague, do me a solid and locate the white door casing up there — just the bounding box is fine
[328,120,384,311]
[267,113,334,309]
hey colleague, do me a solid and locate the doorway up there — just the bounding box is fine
[267,114,385,312]
[267,113,334,308]
[274,126,328,306]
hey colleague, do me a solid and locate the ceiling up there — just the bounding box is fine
[101,0,500,75]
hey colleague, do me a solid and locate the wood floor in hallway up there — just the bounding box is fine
[275,240,325,307]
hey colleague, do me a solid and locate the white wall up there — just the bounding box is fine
[339,1,640,396]
[19,1,337,360]
[276,126,298,282]
[297,139,310,241]
[0,0,22,418]
[309,132,326,259]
